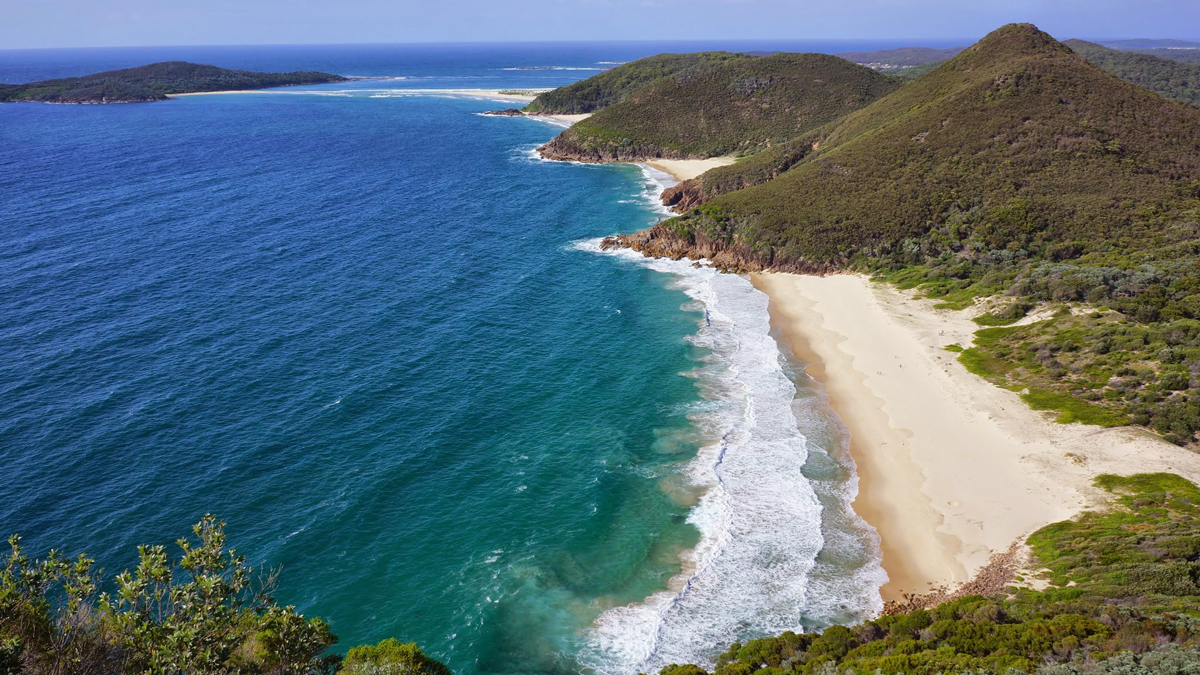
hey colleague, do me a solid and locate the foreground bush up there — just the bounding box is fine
[338,639,453,675]
[0,516,447,675]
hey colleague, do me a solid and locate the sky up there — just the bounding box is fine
[2,0,1198,49]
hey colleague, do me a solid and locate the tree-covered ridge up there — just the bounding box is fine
[834,46,965,70]
[1132,49,1200,65]
[0,62,348,103]
[538,53,899,161]
[521,52,747,114]
[1064,40,1200,107]
[654,473,1200,675]
[0,515,446,675]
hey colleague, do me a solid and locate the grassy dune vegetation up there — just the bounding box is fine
[541,54,899,160]
[0,62,347,103]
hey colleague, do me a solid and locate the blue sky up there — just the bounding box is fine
[4,0,1197,49]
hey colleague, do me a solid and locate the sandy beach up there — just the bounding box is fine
[751,273,1200,601]
[645,157,736,181]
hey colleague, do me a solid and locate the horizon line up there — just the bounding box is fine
[4,34,1195,53]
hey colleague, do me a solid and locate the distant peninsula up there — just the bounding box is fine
[0,61,348,103]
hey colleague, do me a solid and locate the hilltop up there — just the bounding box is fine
[521,52,746,114]
[538,53,899,162]
[0,61,347,103]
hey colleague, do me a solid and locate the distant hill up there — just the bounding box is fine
[1065,39,1200,106]
[1135,48,1200,64]
[521,52,746,114]
[0,61,347,103]
[834,46,965,70]
[537,53,899,162]
[1100,38,1200,51]
[1094,39,1200,65]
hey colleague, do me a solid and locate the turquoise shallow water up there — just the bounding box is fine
[0,45,886,675]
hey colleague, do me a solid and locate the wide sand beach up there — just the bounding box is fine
[752,273,1200,602]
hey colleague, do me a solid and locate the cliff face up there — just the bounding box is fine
[659,178,707,211]
[601,225,840,275]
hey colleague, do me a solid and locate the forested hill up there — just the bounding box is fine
[0,61,348,103]
[538,53,900,162]
[1064,40,1200,106]
[521,52,746,114]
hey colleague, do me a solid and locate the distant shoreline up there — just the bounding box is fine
[170,87,548,100]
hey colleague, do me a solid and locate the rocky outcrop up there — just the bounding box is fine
[600,225,841,275]
[660,178,707,212]
[482,108,527,116]
[537,133,698,164]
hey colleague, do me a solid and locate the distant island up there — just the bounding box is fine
[0,61,348,103]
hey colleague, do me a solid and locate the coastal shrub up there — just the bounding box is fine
[1037,645,1200,675]
[0,517,444,675]
[338,639,452,675]
[975,301,1036,326]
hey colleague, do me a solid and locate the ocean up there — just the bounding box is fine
[0,41,918,674]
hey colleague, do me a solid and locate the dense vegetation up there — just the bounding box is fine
[655,473,1200,675]
[0,62,347,103]
[1064,40,1200,106]
[539,53,898,161]
[522,52,746,114]
[949,308,1200,441]
[0,516,445,675]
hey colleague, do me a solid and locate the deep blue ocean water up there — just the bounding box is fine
[0,43,897,674]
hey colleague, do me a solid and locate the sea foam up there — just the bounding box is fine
[572,239,827,673]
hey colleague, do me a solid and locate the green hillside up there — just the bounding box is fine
[521,52,746,114]
[1065,40,1200,106]
[539,53,900,161]
[620,24,1200,442]
[0,61,347,103]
